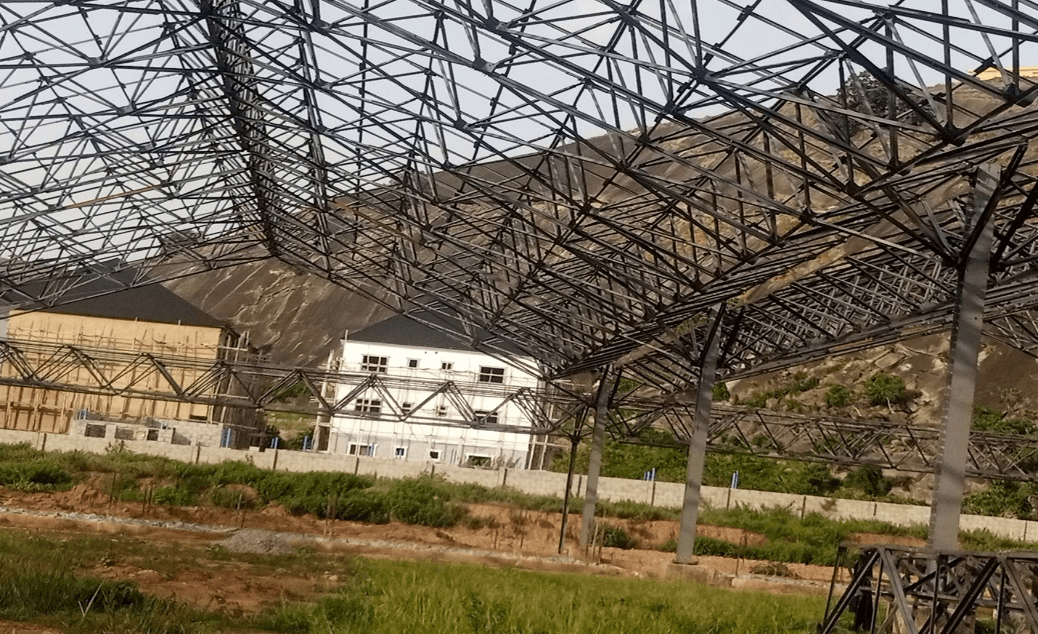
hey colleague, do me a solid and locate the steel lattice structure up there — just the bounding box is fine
[5,335,1038,480]
[3,1,1038,392]
[821,546,1038,634]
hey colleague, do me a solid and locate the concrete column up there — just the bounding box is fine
[929,166,998,551]
[579,365,614,548]
[675,311,723,565]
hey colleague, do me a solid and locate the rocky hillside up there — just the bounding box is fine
[725,332,1038,429]
[162,259,391,367]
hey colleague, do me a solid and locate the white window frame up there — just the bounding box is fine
[441,361,454,371]
[361,355,388,373]
[428,449,441,461]
[394,447,407,459]
[354,398,382,414]
[348,443,377,457]
[478,366,505,383]
[436,405,449,417]
[407,358,420,368]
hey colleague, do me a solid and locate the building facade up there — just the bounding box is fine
[0,272,256,443]
[322,314,547,468]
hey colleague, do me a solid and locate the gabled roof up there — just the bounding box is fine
[7,264,225,329]
[348,310,528,357]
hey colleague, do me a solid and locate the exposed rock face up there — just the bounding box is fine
[162,259,392,367]
[726,333,1038,425]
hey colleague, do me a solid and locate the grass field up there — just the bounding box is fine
[0,529,834,634]
[0,441,1032,569]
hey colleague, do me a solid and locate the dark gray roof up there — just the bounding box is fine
[12,265,225,329]
[349,310,527,356]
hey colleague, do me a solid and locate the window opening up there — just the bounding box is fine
[348,443,376,456]
[467,455,492,468]
[354,398,382,414]
[478,366,505,383]
[474,410,499,425]
[361,355,388,373]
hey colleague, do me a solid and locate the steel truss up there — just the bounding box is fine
[4,335,1037,480]
[0,337,577,435]
[820,546,1038,634]
[4,2,1038,393]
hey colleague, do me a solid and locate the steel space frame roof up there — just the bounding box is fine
[4,1,1038,394]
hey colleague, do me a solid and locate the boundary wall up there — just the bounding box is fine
[0,428,1030,542]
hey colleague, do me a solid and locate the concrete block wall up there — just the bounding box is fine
[2,427,1038,542]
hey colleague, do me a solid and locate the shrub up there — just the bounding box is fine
[209,486,257,510]
[964,480,1037,519]
[0,460,75,491]
[863,373,909,407]
[712,382,730,402]
[152,485,198,507]
[382,477,467,527]
[824,385,854,408]
[843,465,893,498]
[972,406,1036,436]
[337,489,390,524]
[600,525,637,550]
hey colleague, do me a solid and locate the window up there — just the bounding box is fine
[84,424,106,438]
[407,358,419,368]
[361,355,388,373]
[348,443,376,457]
[394,447,406,459]
[437,405,449,417]
[429,450,441,461]
[467,454,492,468]
[474,410,499,425]
[478,366,505,383]
[441,361,454,371]
[354,398,382,414]
[401,402,413,413]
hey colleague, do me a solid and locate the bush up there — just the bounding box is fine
[600,525,637,550]
[382,477,467,527]
[712,382,730,402]
[824,385,854,408]
[152,485,198,507]
[964,480,1037,519]
[972,406,1036,436]
[843,465,893,498]
[337,489,390,524]
[863,373,909,407]
[0,460,76,491]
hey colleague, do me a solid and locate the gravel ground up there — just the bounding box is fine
[219,528,299,555]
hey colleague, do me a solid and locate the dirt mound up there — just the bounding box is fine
[219,528,297,555]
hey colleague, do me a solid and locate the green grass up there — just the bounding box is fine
[2,441,1035,568]
[679,506,931,566]
[252,558,828,634]
[0,529,829,634]
[0,531,221,634]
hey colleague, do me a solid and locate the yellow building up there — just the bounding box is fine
[0,274,249,434]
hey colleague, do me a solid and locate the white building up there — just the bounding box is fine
[323,312,548,468]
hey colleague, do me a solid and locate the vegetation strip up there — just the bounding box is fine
[0,529,831,634]
[0,441,1034,569]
